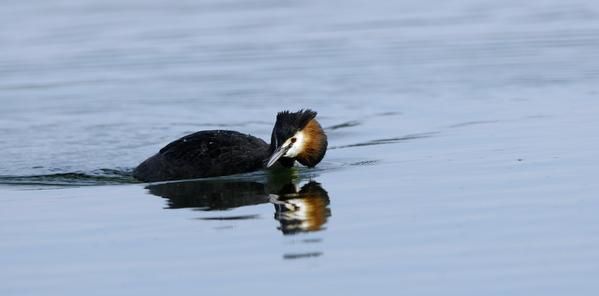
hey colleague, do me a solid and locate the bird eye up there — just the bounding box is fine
[290,138,297,143]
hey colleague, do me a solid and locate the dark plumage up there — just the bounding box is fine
[133,109,327,182]
[133,130,269,182]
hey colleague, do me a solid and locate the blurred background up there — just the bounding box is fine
[1,0,599,295]
[2,0,598,177]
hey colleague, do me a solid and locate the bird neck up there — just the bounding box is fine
[296,119,328,167]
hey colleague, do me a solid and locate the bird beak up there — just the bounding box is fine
[266,143,291,168]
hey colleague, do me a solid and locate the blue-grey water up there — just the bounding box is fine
[2,0,599,295]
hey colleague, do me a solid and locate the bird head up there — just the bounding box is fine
[266,109,328,168]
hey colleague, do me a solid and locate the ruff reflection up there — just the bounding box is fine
[145,176,330,235]
[271,182,330,235]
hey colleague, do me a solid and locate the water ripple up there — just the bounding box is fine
[0,169,137,186]
[330,132,438,150]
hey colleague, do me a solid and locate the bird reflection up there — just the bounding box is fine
[145,174,330,235]
[147,180,268,210]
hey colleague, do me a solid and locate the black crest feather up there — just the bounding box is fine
[276,109,317,130]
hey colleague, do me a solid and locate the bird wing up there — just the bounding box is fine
[158,130,269,176]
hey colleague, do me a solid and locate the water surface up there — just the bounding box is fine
[2,0,599,295]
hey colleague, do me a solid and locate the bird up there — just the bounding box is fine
[133,109,327,182]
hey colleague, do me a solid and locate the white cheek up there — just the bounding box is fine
[284,132,306,158]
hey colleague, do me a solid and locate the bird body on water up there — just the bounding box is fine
[133,109,327,182]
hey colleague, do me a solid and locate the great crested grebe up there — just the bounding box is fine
[133,109,327,182]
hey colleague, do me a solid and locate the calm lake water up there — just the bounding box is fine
[2,0,599,295]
